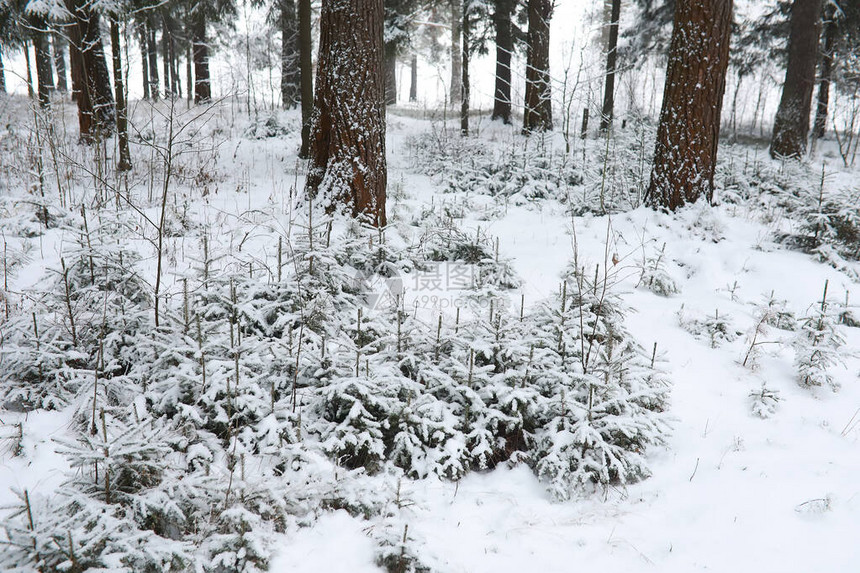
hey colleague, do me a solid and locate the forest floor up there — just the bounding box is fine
[1,95,859,572]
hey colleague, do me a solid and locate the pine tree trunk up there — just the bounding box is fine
[186,45,192,105]
[192,10,211,103]
[599,0,621,131]
[147,21,160,99]
[161,23,172,97]
[24,41,34,99]
[523,0,552,132]
[111,18,131,171]
[491,0,513,123]
[298,0,313,157]
[31,14,55,108]
[139,26,150,100]
[450,0,462,104]
[409,53,417,102]
[460,1,470,135]
[53,32,68,93]
[67,0,116,141]
[647,0,732,211]
[305,0,387,227]
[280,0,299,108]
[384,48,397,105]
[770,0,823,158]
[813,3,836,140]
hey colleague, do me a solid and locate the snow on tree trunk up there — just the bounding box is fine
[646,0,732,211]
[305,0,387,227]
[599,0,621,132]
[30,13,54,109]
[409,53,417,102]
[491,0,514,124]
[450,0,462,104]
[66,0,115,142]
[110,18,132,172]
[281,0,300,109]
[770,0,823,158]
[813,3,836,140]
[192,9,211,104]
[523,0,552,133]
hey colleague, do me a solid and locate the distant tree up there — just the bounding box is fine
[450,0,462,103]
[108,7,131,171]
[187,0,235,104]
[0,1,28,94]
[813,2,837,139]
[52,30,68,92]
[523,0,552,132]
[770,0,824,158]
[647,0,733,211]
[305,0,387,227]
[384,0,416,104]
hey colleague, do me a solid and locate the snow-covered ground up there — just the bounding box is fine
[1,95,859,572]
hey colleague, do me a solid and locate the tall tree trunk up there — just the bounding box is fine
[450,0,462,104]
[53,31,68,93]
[192,10,211,103]
[139,26,150,99]
[460,1,470,135]
[491,0,513,123]
[305,0,387,227]
[298,0,313,157]
[67,0,116,141]
[813,3,836,140]
[280,0,299,108]
[170,33,180,97]
[770,0,823,158]
[523,0,552,132]
[25,41,35,99]
[110,18,131,171]
[161,23,172,97]
[599,0,621,131]
[647,0,733,211]
[31,14,55,108]
[147,21,160,99]
[186,45,192,105]
[409,53,417,102]
[0,50,5,93]
[384,48,397,105]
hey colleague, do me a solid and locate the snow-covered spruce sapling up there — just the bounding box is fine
[742,292,792,369]
[750,385,781,419]
[794,280,846,390]
[636,242,679,296]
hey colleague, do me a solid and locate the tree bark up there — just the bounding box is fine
[460,0,470,135]
[147,20,160,99]
[281,0,299,108]
[599,0,621,131]
[30,13,55,108]
[67,0,116,141]
[161,25,172,98]
[0,50,5,93]
[53,31,68,93]
[192,10,211,103]
[409,53,417,102]
[770,0,823,158]
[110,18,131,171]
[139,26,150,99]
[450,0,462,104]
[523,0,552,132]
[813,3,836,140]
[298,0,313,157]
[384,47,397,105]
[491,0,514,123]
[24,41,34,99]
[305,0,387,227]
[647,0,733,211]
